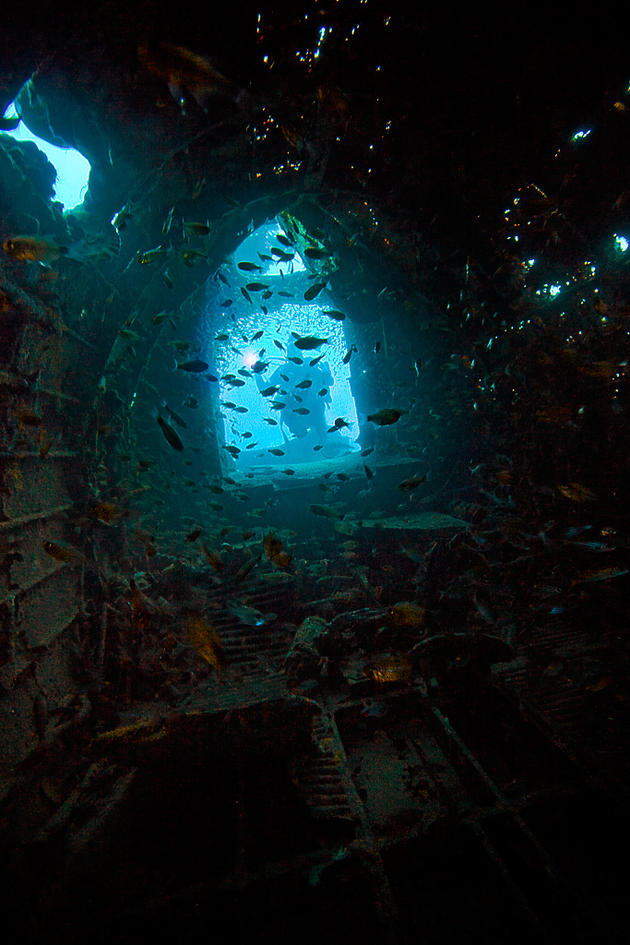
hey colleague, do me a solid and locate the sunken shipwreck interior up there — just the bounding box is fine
[1,5,629,943]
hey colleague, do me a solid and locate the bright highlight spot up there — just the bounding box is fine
[614,234,629,253]
[570,128,592,143]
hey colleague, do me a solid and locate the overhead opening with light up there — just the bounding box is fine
[208,219,360,481]
[1,101,91,210]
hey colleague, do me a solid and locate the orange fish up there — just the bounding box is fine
[91,501,128,524]
[201,541,224,571]
[557,482,598,503]
[138,41,240,112]
[387,602,426,628]
[186,615,223,672]
[42,539,84,565]
[364,655,413,684]
[264,532,291,568]
[3,235,68,265]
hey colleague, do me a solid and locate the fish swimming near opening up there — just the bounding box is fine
[138,41,245,113]
[304,281,327,301]
[156,414,184,451]
[292,333,329,350]
[367,408,407,426]
[174,359,209,373]
[183,221,211,236]
[238,261,262,272]
[228,600,274,627]
[42,539,85,565]
[3,236,69,265]
[186,615,224,671]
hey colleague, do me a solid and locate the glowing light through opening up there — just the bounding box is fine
[211,220,360,476]
[242,349,259,367]
[215,302,359,464]
[235,222,307,277]
[1,102,91,209]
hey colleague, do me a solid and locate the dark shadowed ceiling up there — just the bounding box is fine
[2,3,628,263]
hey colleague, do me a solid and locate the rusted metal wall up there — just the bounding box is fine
[0,263,104,770]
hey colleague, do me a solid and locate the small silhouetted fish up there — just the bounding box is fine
[229,601,270,627]
[241,287,252,302]
[162,206,175,233]
[183,221,210,235]
[310,504,344,518]
[176,359,209,372]
[328,417,350,432]
[323,309,345,321]
[304,281,327,301]
[157,414,184,450]
[292,333,328,350]
[238,261,261,271]
[367,408,406,426]
[398,474,426,491]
